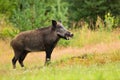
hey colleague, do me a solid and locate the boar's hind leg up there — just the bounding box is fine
[18,50,29,67]
[12,50,22,69]
[12,57,17,69]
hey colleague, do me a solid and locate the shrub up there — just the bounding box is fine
[0,27,19,39]
[10,0,68,31]
[0,14,19,39]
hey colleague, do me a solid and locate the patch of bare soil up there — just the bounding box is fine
[51,41,120,66]
[52,41,120,60]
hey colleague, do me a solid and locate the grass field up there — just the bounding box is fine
[0,62,120,80]
[0,29,120,80]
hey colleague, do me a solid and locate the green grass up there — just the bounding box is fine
[0,28,120,80]
[0,50,120,80]
[0,62,120,80]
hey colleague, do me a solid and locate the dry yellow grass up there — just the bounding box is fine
[0,39,120,68]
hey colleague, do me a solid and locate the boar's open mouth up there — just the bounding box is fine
[57,32,73,40]
[65,33,73,40]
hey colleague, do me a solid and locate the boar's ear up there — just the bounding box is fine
[52,20,57,27]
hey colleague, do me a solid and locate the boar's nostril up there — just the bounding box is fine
[65,32,73,37]
[65,32,70,36]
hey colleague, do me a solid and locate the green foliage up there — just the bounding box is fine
[0,0,120,31]
[105,13,114,32]
[58,39,70,47]
[67,0,106,20]
[0,15,19,39]
[0,0,120,40]
[66,0,120,29]
[104,12,120,32]
[10,0,68,31]
[0,27,19,39]
[0,0,17,16]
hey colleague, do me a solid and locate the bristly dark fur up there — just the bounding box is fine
[11,20,73,69]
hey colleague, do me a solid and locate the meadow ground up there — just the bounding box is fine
[0,30,120,80]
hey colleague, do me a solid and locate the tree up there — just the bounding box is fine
[10,0,68,31]
[0,0,17,16]
[66,0,120,29]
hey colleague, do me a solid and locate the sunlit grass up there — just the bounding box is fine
[0,62,120,80]
[0,29,120,80]
[58,28,120,47]
[52,50,120,67]
[0,46,120,80]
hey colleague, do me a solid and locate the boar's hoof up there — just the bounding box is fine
[45,61,51,66]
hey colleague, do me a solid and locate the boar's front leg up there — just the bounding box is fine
[45,47,54,65]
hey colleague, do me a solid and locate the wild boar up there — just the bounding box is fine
[11,20,73,69]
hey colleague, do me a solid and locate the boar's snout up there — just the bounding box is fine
[65,31,74,40]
